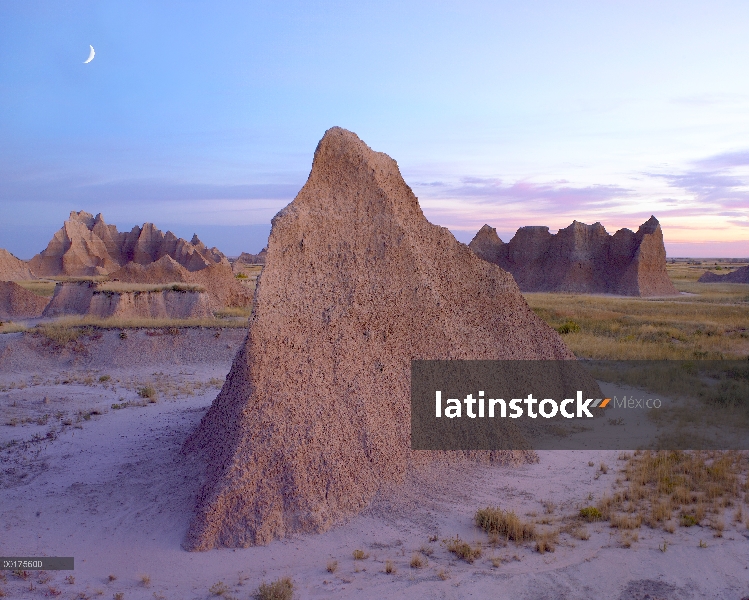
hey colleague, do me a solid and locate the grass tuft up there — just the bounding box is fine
[254,577,293,600]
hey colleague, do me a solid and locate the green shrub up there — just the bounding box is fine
[556,320,580,334]
[579,506,603,522]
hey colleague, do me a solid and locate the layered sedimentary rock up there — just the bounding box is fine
[0,281,49,319]
[183,127,580,551]
[0,249,36,281]
[469,217,678,296]
[29,211,226,277]
[42,280,212,319]
[698,265,749,283]
[110,256,252,310]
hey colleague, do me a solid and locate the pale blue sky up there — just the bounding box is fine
[1,1,748,257]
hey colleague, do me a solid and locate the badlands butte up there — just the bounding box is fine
[1,128,748,599]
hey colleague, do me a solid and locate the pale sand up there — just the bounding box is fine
[1,332,748,599]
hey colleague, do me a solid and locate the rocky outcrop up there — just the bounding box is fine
[0,249,35,281]
[183,127,579,551]
[235,248,267,265]
[698,265,749,283]
[0,282,49,319]
[29,211,226,277]
[109,255,252,310]
[469,216,678,296]
[42,280,213,319]
[87,289,213,319]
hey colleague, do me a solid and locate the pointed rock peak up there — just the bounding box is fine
[471,224,504,245]
[190,233,203,246]
[638,215,661,234]
[93,213,106,225]
[69,210,96,229]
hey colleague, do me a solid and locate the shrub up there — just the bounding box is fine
[680,514,699,527]
[579,506,602,522]
[410,553,425,568]
[325,561,337,573]
[384,560,395,574]
[99,375,111,382]
[209,581,229,596]
[475,507,535,541]
[444,536,482,563]
[556,320,580,334]
[137,385,157,401]
[254,577,293,600]
[352,549,368,560]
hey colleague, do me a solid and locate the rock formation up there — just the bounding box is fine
[698,265,749,283]
[469,217,678,296]
[29,211,226,277]
[0,281,49,319]
[42,281,212,319]
[235,248,267,265]
[0,249,35,281]
[183,127,580,551]
[109,255,252,310]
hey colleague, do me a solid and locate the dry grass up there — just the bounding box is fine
[593,450,749,535]
[94,281,205,293]
[325,561,337,573]
[352,549,368,560]
[254,577,293,600]
[475,507,535,542]
[14,280,57,297]
[138,574,150,586]
[214,306,253,318]
[384,560,395,574]
[410,552,426,568]
[524,264,749,360]
[444,536,482,563]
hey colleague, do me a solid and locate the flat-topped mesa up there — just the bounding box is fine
[698,264,749,283]
[469,216,678,296]
[182,127,585,551]
[28,212,227,278]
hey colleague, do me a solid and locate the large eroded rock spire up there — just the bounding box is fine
[183,127,576,550]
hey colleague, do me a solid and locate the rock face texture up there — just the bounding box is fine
[698,265,749,283]
[42,281,213,319]
[110,256,252,310]
[0,281,49,319]
[469,217,678,296]
[183,127,578,551]
[29,211,226,277]
[0,249,36,281]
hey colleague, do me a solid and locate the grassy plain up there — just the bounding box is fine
[525,262,749,360]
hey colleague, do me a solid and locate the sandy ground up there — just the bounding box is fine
[1,331,748,599]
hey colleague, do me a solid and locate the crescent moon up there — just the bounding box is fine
[84,45,95,64]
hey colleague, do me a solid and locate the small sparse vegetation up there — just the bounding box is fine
[409,553,426,568]
[325,561,337,573]
[384,560,395,574]
[99,375,111,382]
[139,574,150,587]
[475,507,535,542]
[444,536,482,563]
[209,581,229,596]
[254,577,293,600]
[352,549,368,560]
[579,506,602,522]
[556,320,580,334]
[114,593,124,600]
[137,385,157,401]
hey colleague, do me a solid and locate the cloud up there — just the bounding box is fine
[647,149,749,212]
[416,177,632,215]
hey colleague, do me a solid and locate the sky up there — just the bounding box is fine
[0,1,747,258]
